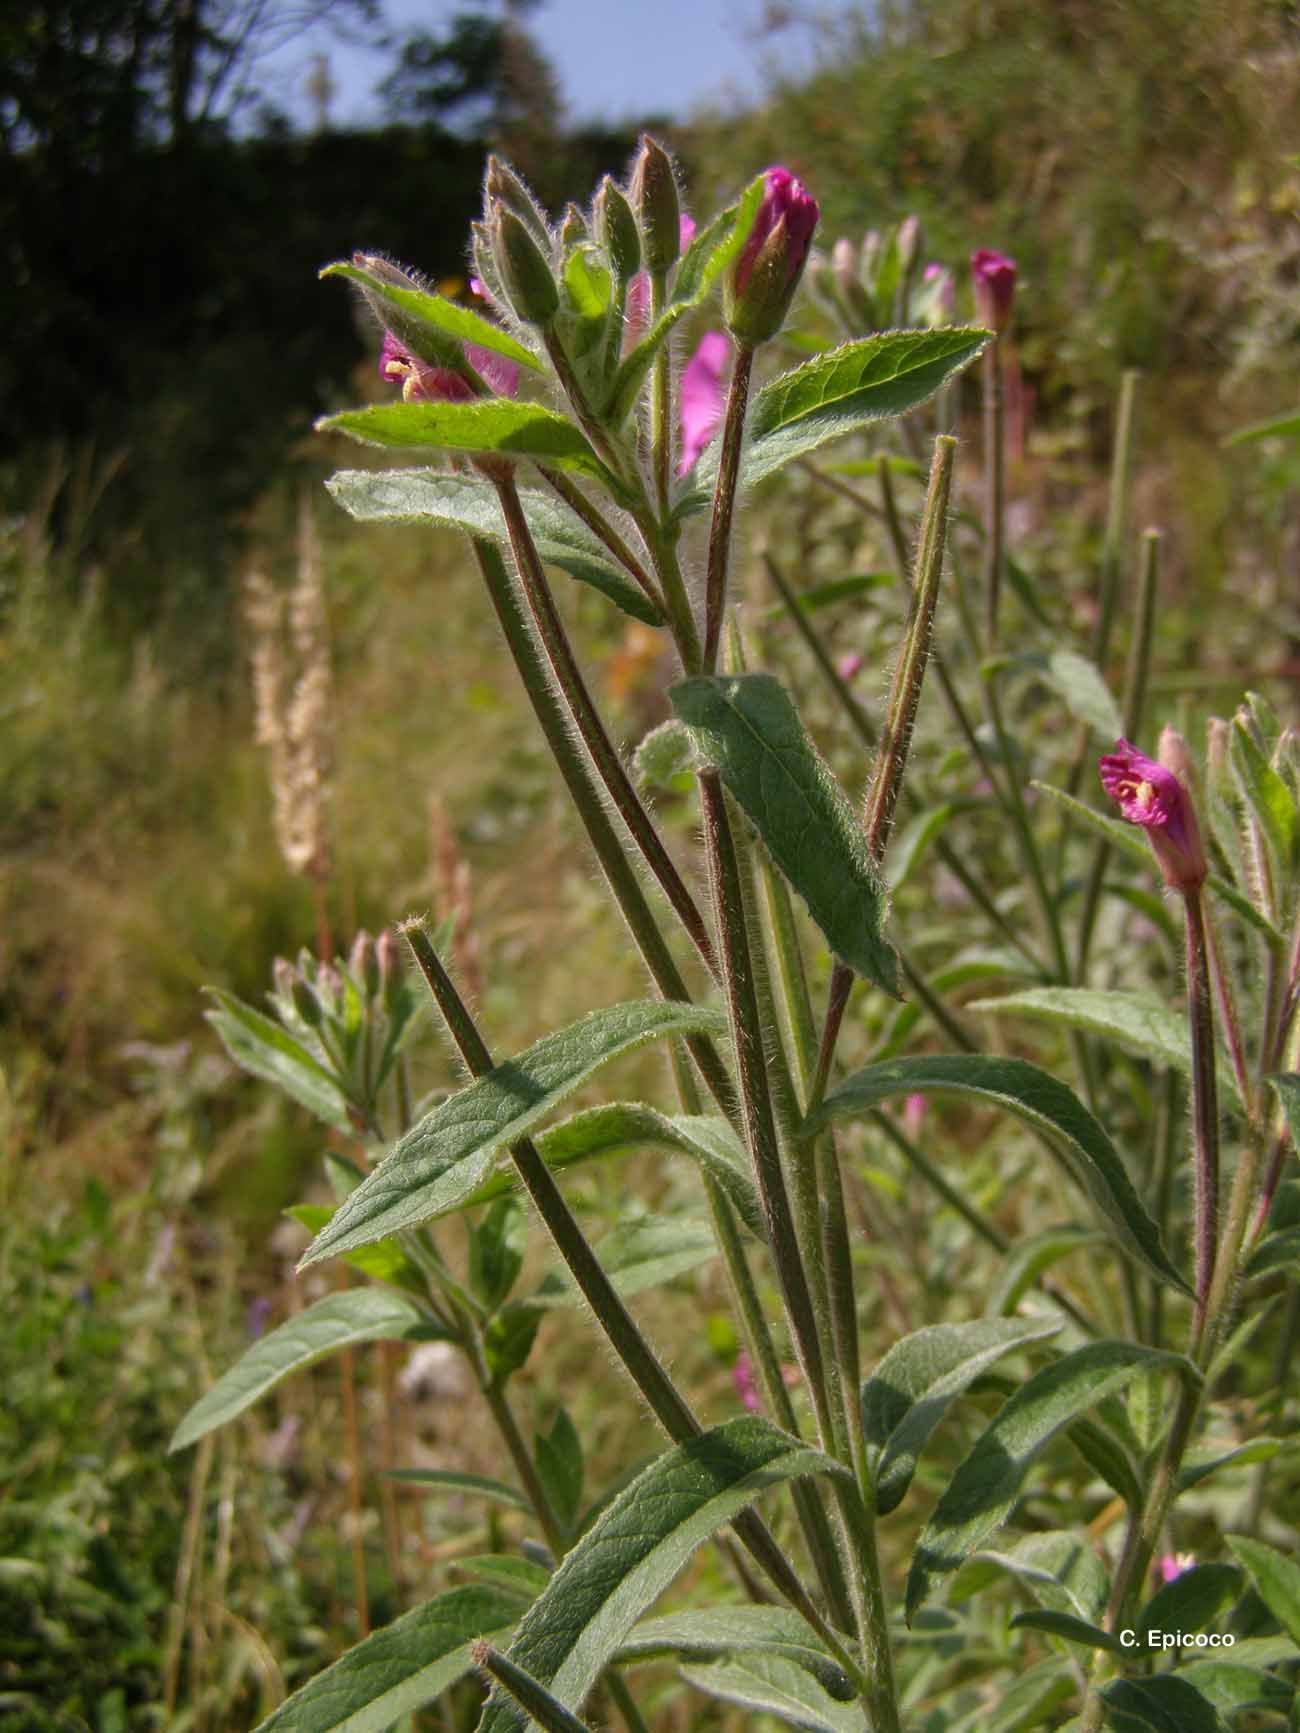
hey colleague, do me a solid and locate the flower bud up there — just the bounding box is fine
[349,929,380,997]
[630,135,681,275]
[830,236,869,324]
[560,201,588,250]
[725,166,820,346]
[897,214,922,275]
[490,200,559,327]
[376,927,400,1002]
[272,956,295,1000]
[594,176,641,283]
[970,248,1017,334]
[1099,736,1208,894]
[291,976,324,1027]
[484,155,551,246]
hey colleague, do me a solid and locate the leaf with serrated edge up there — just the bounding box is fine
[462,1104,765,1241]
[680,1654,863,1733]
[862,1317,1062,1515]
[206,990,351,1130]
[670,673,899,994]
[806,1054,1188,1291]
[318,401,617,491]
[969,987,1242,1104]
[905,1341,1194,1619]
[477,1416,847,1733]
[617,1608,851,1699]
[251,1584,518,1732]
[171,1291,428,1451]
[1227,1535,1300,1644]
[729,328,988,489]
[299,1001,726,1267]
[327,469,660,625]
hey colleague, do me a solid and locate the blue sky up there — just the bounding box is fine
[257,0,853,130]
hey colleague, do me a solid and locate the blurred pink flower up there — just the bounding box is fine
[970,248,1017,333]
[732,1350,761,1412]
[1159,1551,1195,1584]
[1099,737,1208,893]
[677,331,731,475]
[836,651,864,683]
[903,1093,927,1139]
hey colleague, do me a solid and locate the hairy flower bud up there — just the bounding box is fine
[725,166,819,346]
[1100,737,1208,893]
[897,214,922,274]
[970,248,1018,334]
[376,926,400,1004]
[490,201,559,327]
[349,929,379,997]
[630,135,681,276]
[594,175,641,283]
[484,155,551,245]
[291,975,324,1027]
[560,201,588,250]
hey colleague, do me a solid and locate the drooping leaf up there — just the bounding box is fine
[861,1316,1062,1515]
[1010,649,1122,738]
[533,1214,718,1305]
[725,328,990,490]
[251,1584,519,1732]
[318,401,620,493]
[1177,1437,1299,1491]
[472,1104,764,1241]
[1226,1536,1300,1644]
[1136,1563,1242,1644]
[326,469,662,625]
[679,1653,862,1733]
[906,1342,1195,1619]
[949,1531,1111,1625]
[1009,1609,1122,1652]
[322,259,542,372]
[670,673,899,994]
[171,1291,431,1452]
[616,1607,851,1699]
[1101,1674,1228,1733]
[477,1417,847,1733]
[384,1470,531,1512]
[806,1054,1188,1291]
[299,1001,727,1267]
[969,988,1241,1103]
[205,989,351,1130]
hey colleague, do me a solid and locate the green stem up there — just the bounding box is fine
[475,1643,592,1733]
[605,1669,652,1733]
[493,473,719,983]
[1094,370,1141,669]
[704,343,755,670]
[649,268,673,515]
[981,339,1005,652]
[535,464,663,612]
[1183,888,1220,1341]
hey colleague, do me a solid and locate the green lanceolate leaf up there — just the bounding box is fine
[384,1470,531,1512]
[1032,783,1285,944]
[886,803,956,891]
[729,328,989,490]
[861,1316,1062,1515]
[989,1227,1105,1315]
[1230,715,1298,886]
[205,989,351,1131]
[1226,1536,1300,1644]
[670,673,899,994]
[617,1608,851,1699]
[299,1001,726,1267]
[1177,1437,1299,1490]
[1009,648,1121,738]
[949,1532,1110,1625]
[1246,1227,1300,1278]
[679,1654,862,1733]
[1224,407,1300,445]
[464,1104,765,1241]
[321,260,542,372]
[535,1409,584,1535]
[1268,1071,1300,1151]
[969,987,1241,1103]
[251,1584,519,1732]
[806,1054,1188,1291]
[457,1554,552,1601]
[1101,1674,1228,1732]
[1009,1609,1123,1653]
[1136,1563,1242,1643]
[533,1213,718,1305]
[477,1416,847,1733]
[285,1205,426,1292]
[318,401,619,493]
[170,1290,430,1452]
[905,1341,1196,1619]
[1175,1656,1293,1716]
[326,469,662,626]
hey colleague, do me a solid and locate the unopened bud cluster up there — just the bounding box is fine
[268,930,414,1119]
[804,214,956,336]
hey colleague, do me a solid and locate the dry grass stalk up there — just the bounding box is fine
[429,793,482,1000]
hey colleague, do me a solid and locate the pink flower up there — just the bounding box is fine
[903,1093,926,1138]
[970,248,1017,333]
[677,331,731,475]
[1159,1551,1195,1584]
[836,652,864,683]
[732,1350,761,1413]
[379,330,519,404]
[1099,738,1208,893]
[734,168,819,295]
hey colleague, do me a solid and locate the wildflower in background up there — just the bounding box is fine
[1099,736,1208,893]
[677,331,731,475]
[836,651,865,683]
[970,248,1017,333]
[246,1296,273,1339]
[725,166,820,345]
[920,263,956,327]
[732,1350,761,1413]
[903,1092,927,1140]
[1159,1551,1195,1583]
